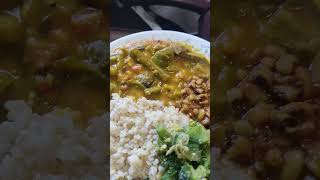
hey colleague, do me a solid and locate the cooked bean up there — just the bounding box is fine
[270,135,292,147]
[311,53,320,84]
[249,65,273,87]
[253,161,266,175]
[273,85,300,102]
[201,118,210,125]
[120,84,128,91]
[21,0,47,26]
[285,121,316,137]
[177,76,210,125]
[227,136,253,163]
[212,123,229,148]
[295,67,313,99]
[196,88,204,94]
[234,120,254,137]
[193,108,199,115]
[264,45,286,59]
[307,157,320,178]
[200,100,209,105]
[274,73,297,84]
[0,14,23,43]
[243,83,267,106]
[227,87,243,104]
[236,68,248,80]
[281,150,304,180]
[265,148,283,168]
[246,103,273,127]
[261,57,276,68]
[276,54,298,75]
[0,72,15,94]
[198,109,206,120]
[196,78,203,85]
[186,88,193,95]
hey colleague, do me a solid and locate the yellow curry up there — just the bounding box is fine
[110,41,209,104]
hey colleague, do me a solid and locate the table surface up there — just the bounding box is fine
[110,1,209,41]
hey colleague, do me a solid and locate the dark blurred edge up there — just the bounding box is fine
[207,1,215,180]
[209,1,214,179]
[106,1,110,179]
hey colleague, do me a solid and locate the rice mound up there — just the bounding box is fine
[110,94,189,180]
[0,100,107,180]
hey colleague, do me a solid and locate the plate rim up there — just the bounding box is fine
[110,30,210,60]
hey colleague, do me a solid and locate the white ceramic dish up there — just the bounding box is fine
[110,30,210,61]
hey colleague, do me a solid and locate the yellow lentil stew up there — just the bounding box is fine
[0,0,108,121]
[110,40,210,123]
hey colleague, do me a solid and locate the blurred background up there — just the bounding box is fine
[110,0,210,41]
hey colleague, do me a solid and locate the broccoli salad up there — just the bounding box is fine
[156,121,210,180]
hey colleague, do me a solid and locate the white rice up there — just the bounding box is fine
[110,94,190,180]
[0,100,107,180]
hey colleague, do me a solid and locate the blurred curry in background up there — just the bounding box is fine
[213,0,320,179]
[0,0,108,121]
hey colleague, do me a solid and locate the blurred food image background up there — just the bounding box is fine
[0,0,108,179]
[213,1,320,180]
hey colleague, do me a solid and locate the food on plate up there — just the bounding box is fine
[110,94,210,180]
[110,40,210,125]
[110,94,189,179]
[176,76,210,125]
[213,1,320,179]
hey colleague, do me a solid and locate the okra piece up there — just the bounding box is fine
[151,47,174,68]
[144,86,162,95]
[130,48,170,81]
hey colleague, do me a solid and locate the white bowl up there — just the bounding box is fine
[110,30,210,60]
